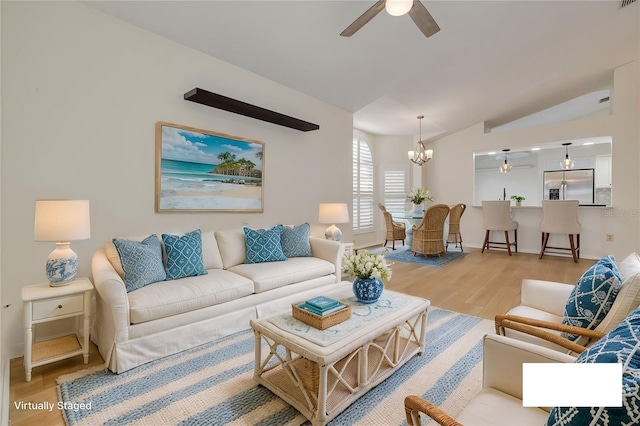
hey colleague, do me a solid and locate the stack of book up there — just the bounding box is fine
[297,296,347,316]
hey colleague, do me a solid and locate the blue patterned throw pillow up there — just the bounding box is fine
[547,305,640,426]
[243,225,287,264]
[562,259,622,341]
[113,235,166,292]
[162,229,207,280]
[281,223,312,258]
[597,254,622,282]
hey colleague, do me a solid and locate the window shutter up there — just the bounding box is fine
[383,167,407,214]
[353,136,374,232]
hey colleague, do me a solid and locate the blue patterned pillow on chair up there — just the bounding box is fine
[281,223,312,258]
[562,258,622,341]
[243,225,287,264]
[162,229,207,280]
[113,235,166,292]
[547,305,640,425]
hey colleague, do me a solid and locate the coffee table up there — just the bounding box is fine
[250,284,430,425]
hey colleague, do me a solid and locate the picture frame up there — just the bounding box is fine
[155,122,264,212]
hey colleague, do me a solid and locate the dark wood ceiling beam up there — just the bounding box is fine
[184,88,320,132]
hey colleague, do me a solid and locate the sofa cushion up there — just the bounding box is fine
[546,305,640,426]
[281,223,312,258]
[200,231,224,270]
[229,257,335,293]
[162,229,208,280]
[458,388,549,426]
[127,269,255,324]
[243,225,287,264]
[112,235,166,292]
[214,229,246,269]
[562,258,621,340]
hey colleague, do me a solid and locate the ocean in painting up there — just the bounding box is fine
[160,159,261,210]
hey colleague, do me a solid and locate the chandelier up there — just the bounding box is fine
[499,149,512,173]
[408,115,433,166]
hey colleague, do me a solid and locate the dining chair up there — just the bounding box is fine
[411,204,450,257]
[481,200,518,256]
[446,203,466,252]
[378,203,406,249]
[539,200,581,263]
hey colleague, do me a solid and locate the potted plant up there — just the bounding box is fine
[342,250,392,304]
[407,188,433,216]
[510,195,525,207]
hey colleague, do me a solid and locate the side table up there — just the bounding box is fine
[21,277,93,381]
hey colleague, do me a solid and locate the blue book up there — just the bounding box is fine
[306,296,340,311]
[298,302,346,316]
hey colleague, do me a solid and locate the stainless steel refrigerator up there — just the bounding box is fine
[543,169,595,205]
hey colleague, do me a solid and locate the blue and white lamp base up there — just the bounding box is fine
[324,224,343,241]
[45,242,78,286]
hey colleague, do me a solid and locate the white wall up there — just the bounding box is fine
[0,2,7,423]
[424,60,640,260]
[1,2,353,357]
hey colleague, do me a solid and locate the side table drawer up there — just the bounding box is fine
[32,295,83,321]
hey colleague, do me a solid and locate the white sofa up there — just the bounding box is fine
[91,228,345,373]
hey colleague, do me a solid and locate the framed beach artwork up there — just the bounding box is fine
[155,122,264,212]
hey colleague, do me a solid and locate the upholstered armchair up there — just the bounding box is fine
[496,252,640,353]
[408,305,640,426]
[404,334,576,426]
[411,204,450,257]
[378,203,406,249]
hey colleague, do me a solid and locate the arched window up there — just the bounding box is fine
[353,132,374,232]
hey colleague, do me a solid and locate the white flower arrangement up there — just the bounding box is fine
[342,249,392,281]
[407,187,433,204]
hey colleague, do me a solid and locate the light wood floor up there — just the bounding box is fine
[9,248,593,425]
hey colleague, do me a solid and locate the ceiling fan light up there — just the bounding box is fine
[385,0,413,16]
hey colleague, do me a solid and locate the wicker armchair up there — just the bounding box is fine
[411,204,450,257]
[378,203,406,249]
[446,203,466,252]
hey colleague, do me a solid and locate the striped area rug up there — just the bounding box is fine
[57,308,494,425]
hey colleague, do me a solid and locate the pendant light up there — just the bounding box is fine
[408,115,433,166]
[560,142,575,169]
[499,149,512,173]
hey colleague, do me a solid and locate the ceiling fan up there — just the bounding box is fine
[340,0,440,38]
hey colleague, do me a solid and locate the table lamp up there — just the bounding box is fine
[319,203,350,241]
[34,200,91,286]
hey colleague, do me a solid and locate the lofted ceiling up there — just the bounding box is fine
[86,1,639,140]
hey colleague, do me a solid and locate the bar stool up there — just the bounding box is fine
[481,200,518,256]
[539,200,581,263]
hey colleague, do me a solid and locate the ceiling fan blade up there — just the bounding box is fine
[340,0,386,37]
[408,0,440,38]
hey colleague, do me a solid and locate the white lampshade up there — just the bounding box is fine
[319,203,350,241]
[385,0,413,16]
[35,200,91,241]
[319,203,350,224]
[34,200,91,286]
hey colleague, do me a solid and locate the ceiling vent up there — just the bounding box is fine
[599,96,610,104]
[621,0,637,8]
